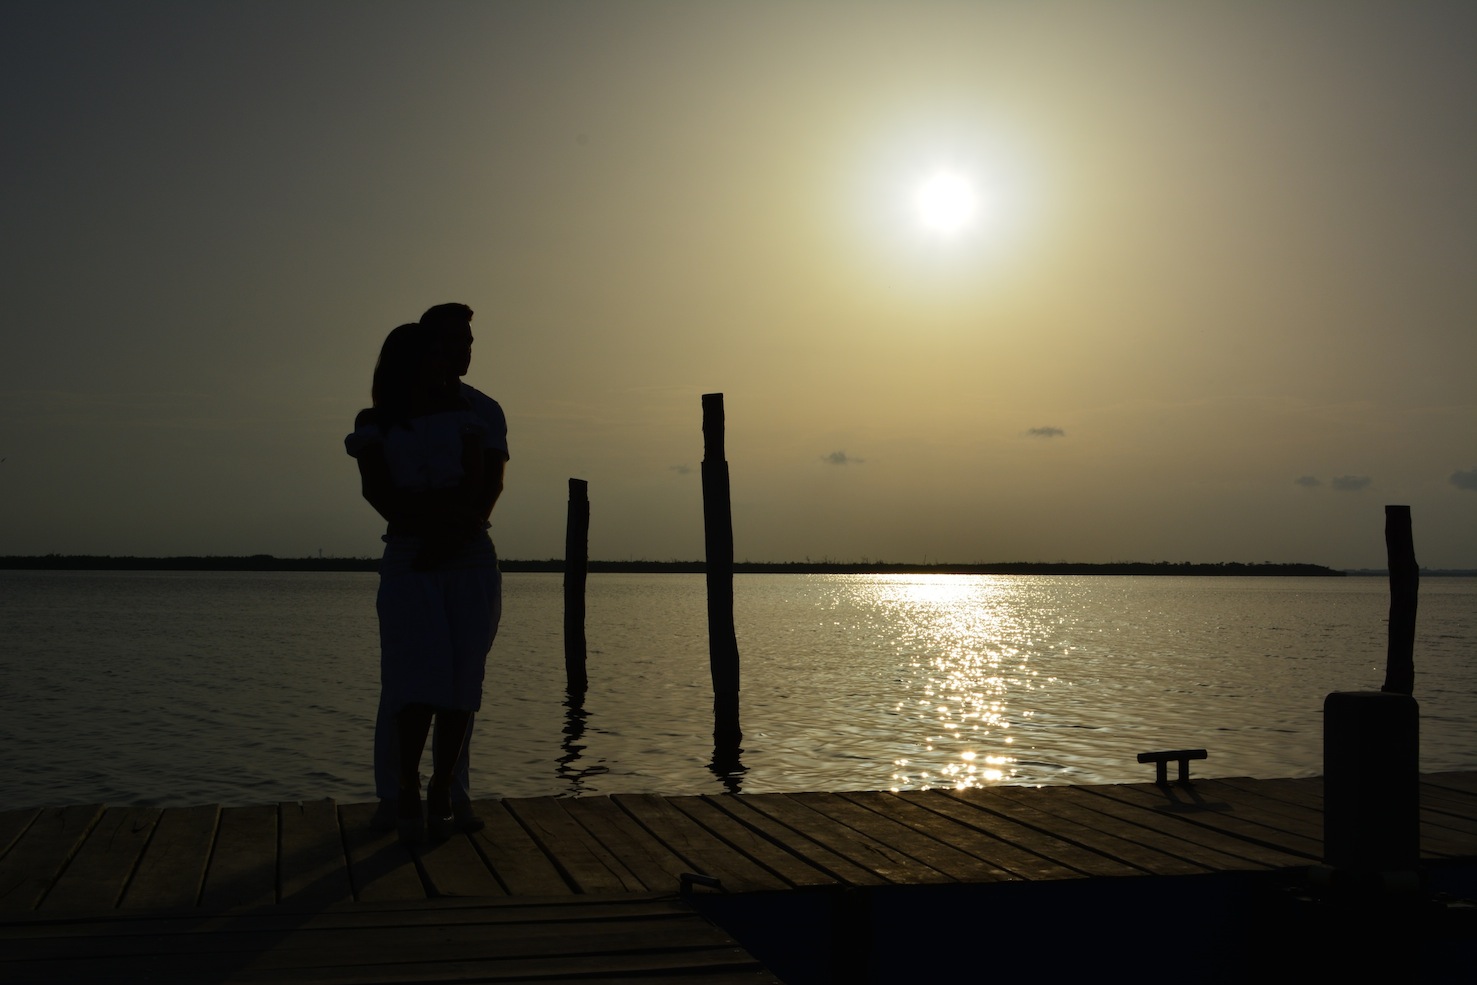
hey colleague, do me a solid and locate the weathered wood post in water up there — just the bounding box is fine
[701,393,742,748]
[1381,504,1418,696]
[1319,505,1420,893]
[564,478,589,693]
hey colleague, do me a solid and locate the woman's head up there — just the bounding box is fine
[371,323,437,418]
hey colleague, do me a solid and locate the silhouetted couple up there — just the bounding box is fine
[346,303,508,841]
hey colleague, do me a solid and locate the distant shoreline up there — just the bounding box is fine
[0,555,1393,576]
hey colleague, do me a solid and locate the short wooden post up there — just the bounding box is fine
[563,478,589,693]
[1319,506,1421,893]
[1381,504,1418,696]
[701,394,742,747]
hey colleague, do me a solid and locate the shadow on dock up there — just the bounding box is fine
[693,863,1477,984]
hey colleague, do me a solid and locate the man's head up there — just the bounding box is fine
[419,303,474,378]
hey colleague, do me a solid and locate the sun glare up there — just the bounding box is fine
[914,169,978,235]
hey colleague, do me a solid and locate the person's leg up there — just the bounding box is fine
[434,536,500,832]
[370,694,401,830]
[451,556,500,824]
[430,711,473,803]
[396,703,433,839]
[377,546,431,832]
[445,713,483,832]
[374,693,398,797]
[426,709,472,837]
[455,711,473,800]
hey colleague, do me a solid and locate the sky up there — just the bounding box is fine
[2,1,1474,569]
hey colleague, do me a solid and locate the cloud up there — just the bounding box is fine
[669,464,692,476]
[1027,426,1065,438]
[823,451,862,465]
[1294,475,1322,488]
[1451,467,1477,491]
[1330,475,1372,492]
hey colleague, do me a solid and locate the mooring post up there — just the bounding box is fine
[1381,504,1418,696]
[1319,505,1421,893]
[701,393,742,746]
[563,478,589,693]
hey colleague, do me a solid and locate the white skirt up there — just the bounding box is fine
[376,533,501,712]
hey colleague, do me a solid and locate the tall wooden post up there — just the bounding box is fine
[563,478,589,693]
[701,394,742,747]
[1381,504,1418,696]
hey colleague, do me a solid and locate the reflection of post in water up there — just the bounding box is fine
[557,689,606,796]
[707,730,746,794]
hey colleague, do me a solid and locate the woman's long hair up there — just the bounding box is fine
[370,323,435,427]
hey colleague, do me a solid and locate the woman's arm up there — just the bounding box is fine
[356,445,411,525]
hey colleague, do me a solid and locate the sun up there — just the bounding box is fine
[913,169,979,235]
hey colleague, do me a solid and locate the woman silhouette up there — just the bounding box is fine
[346,318,506,840]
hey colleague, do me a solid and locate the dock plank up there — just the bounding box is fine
[0,809,40,860]
[708,795,889,887]
[1244,775,1477,854]
[1418,781,1477,824]
[414,831,507,899]
[1423,771,1477,798]
[892,791,1081,881]
[834,791,1025,883]
[121,804,219,911]
[0,895,774,984]
[940,789,1146,878]
[743,792,951,885]
[1049,786,1293,870]
[1085,782,1324,860]
[201,805,279,910]
[1,774,1474,984]
[466,801,570,896]
[1189,779,1326,841]
[0,805,103,913]
[1214,775,1323,813]
[40,806,160,913]
[561,795,695,892]
[278,801,352,907]
[1075,779,1329,868]
[984,785,1216,876]
[502,797,645,894]
[335,802,424,903]
[615,793,795,894]
[1420,822,1477,859]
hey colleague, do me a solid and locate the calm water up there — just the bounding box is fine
[1,571,1473,809]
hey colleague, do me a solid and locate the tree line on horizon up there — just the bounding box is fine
[0,555,1355,576]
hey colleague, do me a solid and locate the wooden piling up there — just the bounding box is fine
[1319,505,1422,889]
[1381,504,1418,696]
[564,478,589,693]
[701,394,741,746]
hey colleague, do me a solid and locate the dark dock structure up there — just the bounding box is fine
[3,773,1475,982]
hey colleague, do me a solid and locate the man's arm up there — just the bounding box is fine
[477,452,506,522]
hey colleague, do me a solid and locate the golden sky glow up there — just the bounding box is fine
[1,2,1474,567]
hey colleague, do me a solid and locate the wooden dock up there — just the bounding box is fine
[3,772,1475,982]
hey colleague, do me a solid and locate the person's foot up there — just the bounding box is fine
[426,778,455,841]
[452,801,486,834]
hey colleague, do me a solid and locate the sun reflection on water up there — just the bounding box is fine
[852,574,1047,790]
